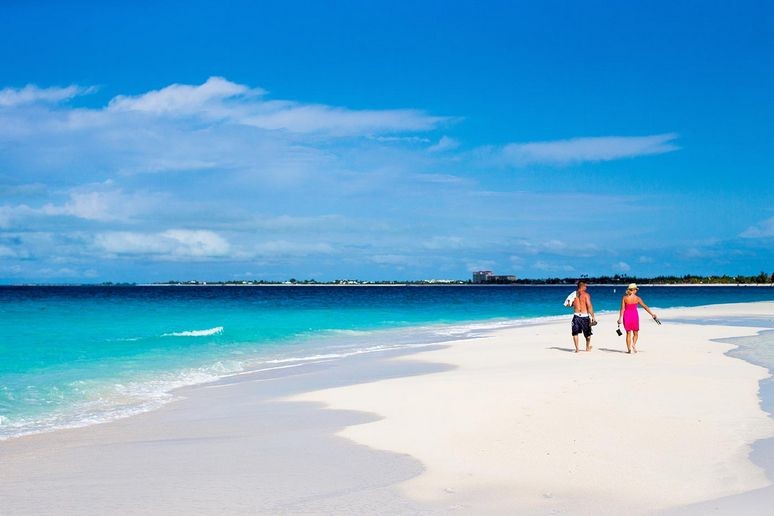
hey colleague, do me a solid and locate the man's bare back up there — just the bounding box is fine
[573,290,592,314]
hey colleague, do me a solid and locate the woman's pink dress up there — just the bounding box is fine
[623,302,639,331]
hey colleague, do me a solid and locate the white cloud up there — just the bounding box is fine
[0,204,40,228]
[499,133,679,166]
[95,230,231,259]
[0,245,25,258]
[0,188,164,225]
[613,261,631,272]
[108,76,260,115]
[534,260,576,272]
[106,76,447,136]
[740,217,774,238]
[538,240,569,253]
[42,191,129,221]
[428,135,460,153]
[240,104,446,135]
[0,84,96,107]
[0,79,451,204]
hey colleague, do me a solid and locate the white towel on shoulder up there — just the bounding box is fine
[563,291,576,307]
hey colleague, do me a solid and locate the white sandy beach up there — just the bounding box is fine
[2,302,773,515]
[291,302,774,514]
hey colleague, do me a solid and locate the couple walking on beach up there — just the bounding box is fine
[566,280,658,353]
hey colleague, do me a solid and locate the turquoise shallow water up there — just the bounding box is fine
[1,285,772,439]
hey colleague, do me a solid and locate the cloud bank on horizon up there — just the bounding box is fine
[0,75,771,282]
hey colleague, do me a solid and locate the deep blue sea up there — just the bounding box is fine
[2,285,772,439]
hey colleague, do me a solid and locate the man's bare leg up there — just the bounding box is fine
[586,336,592,352]
[573,334,580,353]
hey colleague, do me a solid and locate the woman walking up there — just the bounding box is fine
[617,283,658,353]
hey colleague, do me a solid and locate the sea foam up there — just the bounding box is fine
[163,326,224,337]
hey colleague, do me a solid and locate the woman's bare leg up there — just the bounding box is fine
[625,331,632,353]
[632,331,639,353]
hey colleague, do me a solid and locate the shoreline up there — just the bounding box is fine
[0,314,570,442]
[6,298,765,443]
[0,302,757,443]
[1,302,772,514]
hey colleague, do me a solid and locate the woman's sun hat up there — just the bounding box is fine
[627,283,638,291]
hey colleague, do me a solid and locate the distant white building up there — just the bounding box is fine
[473,270,517,284]
[472,271,494,284]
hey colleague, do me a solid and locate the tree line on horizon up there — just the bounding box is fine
[514,272,773,285]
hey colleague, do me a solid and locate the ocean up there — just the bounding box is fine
[2,285,772,440]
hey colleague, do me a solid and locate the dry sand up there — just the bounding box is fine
[1,301,773,515]
[291,302,774,514]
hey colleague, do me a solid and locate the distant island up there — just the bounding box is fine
[139,271,774,287]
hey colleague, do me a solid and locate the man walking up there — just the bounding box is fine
[570,280,596,352]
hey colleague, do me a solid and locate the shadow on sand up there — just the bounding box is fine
[547,346,578,353]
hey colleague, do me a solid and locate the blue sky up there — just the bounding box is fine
[1,1,772,282]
